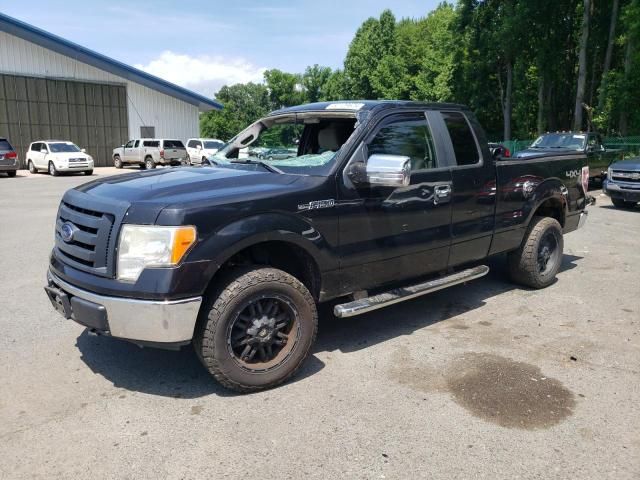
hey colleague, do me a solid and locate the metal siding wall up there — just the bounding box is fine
[0,31,200,164]
[0,73,128,167]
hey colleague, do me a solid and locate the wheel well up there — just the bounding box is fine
[533,197,565,227]
[145,155,153,161]
[217,241,321,300]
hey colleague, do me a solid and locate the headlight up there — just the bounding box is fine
[607,167,613,180]
[117,225,197,282]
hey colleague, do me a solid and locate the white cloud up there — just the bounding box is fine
[135,51,267,98]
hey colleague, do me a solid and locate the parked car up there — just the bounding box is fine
[488,142,510,158]
[603,157,640,208]
[514,132,622,181]
[27,140,94,176]
[0,137,18,177]
[259,147,297,160]
[45,100,589,393]
[113,139,187,169]
[186,138,225,165]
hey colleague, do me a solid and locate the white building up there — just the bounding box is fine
[0,12,222,166]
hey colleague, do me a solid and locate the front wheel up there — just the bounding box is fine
[114,155,123,169]
[84,170,93,175]
[194,267,318,393]
[508,216,563,289]
[48,161,60,177]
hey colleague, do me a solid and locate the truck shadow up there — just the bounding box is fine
[313,253,582,355]
[75,253,581,398]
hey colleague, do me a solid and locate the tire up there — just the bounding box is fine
[48,161,59,177]
[114,155,123,169]
[28,160,37,174]
[6,170,16,177]
[202,156,208,165]
[611,198,636,208]
[84,170,93,175]
[194,267,318,393]
[145,157,156,169]
[508,216,564,289]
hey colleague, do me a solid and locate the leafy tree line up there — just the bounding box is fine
[201,0,640,141]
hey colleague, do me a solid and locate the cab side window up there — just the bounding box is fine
[124,140,134,148]
[187,140,196,148]
[367,114,438,171]
[442,111,480,166]
[134,140,140,148]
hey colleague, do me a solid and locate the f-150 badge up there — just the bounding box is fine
[298,199,335,211]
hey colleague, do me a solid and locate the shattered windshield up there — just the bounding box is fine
[532,133,586,150]
[211,114,357,176]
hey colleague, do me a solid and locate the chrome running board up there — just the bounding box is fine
[334,265,490,318]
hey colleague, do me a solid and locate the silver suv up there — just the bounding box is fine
[0,137,18,177]
[112,139,187,169]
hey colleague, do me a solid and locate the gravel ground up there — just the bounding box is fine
[1,169,639,479]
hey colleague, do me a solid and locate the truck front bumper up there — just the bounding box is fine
[603,180,640,202]
[45,269,202,347]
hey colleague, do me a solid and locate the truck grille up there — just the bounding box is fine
[53,192,128,277]
[611,170,640,183]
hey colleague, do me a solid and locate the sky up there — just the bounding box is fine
[1,0,440,97]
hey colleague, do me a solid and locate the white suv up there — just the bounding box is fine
[27,140,94,176]
[186,138,225,165]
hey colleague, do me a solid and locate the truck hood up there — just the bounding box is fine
[75,166,300,207]
[609,158,640,170]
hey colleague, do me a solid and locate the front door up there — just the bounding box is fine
[338,112,453,293]
[123,140,135,163]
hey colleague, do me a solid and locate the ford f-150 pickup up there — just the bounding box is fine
[45,101,590,392]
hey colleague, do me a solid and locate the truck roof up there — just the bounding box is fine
[270,100,468,116]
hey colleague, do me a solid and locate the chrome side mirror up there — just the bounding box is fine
[361,154,411,187]
[81,148,86,153]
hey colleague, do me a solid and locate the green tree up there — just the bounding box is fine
[301,64,332,103]
[264,69,304,108]
[200,83,271,140]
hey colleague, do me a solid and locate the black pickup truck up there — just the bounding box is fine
[45,101,589,392]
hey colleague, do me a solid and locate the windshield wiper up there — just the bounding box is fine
[230,159,284,174]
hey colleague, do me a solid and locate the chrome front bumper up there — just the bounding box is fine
[46,270,202,344]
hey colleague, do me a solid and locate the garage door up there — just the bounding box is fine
[0,74,128,167]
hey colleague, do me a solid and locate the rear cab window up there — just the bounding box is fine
[163,140,185,149]
[143,141,160,148]
[441,111,481,166]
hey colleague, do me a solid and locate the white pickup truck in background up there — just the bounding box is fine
[112,139,187,169]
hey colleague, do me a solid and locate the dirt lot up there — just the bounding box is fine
[1,168,639,479]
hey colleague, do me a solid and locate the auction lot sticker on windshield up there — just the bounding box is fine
[326,102,365,110]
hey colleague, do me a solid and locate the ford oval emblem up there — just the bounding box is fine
[60,222,75,243]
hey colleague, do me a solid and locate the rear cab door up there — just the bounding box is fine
[428,110,496,267]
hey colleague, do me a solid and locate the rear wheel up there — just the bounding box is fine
[194,267,318,393]
[508,216,563,289]
[28,160,37,174]
[145,157,156,169]
[84,170,93,175]
[48,161,59,177]
[114,155,123,169]
[6,170,16,177]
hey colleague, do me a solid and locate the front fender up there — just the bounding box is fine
[189,212,337,289]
